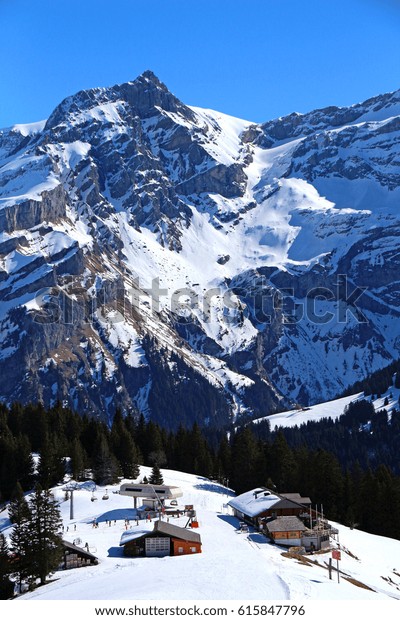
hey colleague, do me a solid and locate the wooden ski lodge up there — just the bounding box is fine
[61,540,98,569]
[119,519,202,558]
[228,487,313,523]
[229,487,337,551]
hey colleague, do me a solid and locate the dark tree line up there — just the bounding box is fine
[341,358,400,399]
[252,398,400,475]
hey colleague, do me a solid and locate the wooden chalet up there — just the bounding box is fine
[228,488,314,527]
[119,520,202,558]
[62,540,98,569]
[229,487,338,551]
[264,516,307,547]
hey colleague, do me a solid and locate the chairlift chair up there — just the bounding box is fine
[102,489,109,500]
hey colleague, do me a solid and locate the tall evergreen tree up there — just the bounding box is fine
[374,465,400,539]
[149,463,164,485]
[343,469,357,528]
[311,450,344,520]
[0,533,14,599]
[8,483,32,591]
[27,484,63,586]
[15,435,35,492]
[69,438,88,480]
[37,433,65,488]
[111,410,141,479]
[358,468,380,534]
[93,435,120,485]
[145,421,167,467]
[216,435,231,485]
[269,432,298,492]
[230,426,260,493]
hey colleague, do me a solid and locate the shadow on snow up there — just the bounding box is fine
[217,514,271,545]
[81,508,138,524]
[194,482,235,497]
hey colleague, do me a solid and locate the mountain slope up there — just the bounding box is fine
[1,72,400,426]
[1,467,399,601]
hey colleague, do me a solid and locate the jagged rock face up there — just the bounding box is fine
[0,71,400,427]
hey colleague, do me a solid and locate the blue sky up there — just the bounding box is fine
[1,0,400,127]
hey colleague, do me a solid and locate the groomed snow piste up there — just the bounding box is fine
[1,466,400,602]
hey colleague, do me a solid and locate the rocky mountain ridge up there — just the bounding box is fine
[0,71,399,427]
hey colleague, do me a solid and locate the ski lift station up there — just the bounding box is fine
[119,483,183,510]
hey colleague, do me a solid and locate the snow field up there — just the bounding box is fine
[1,466,400,603]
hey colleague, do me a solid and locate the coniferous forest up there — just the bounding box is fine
[1,363,400,542]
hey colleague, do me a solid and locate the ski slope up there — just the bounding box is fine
[2,466,400,602]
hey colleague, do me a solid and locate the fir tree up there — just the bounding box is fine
[111,410,140,479]
[149,463,164,485]
[69,438,87,480]
[8,483,32,591]
[215,435,231,485]
[93,435,120,485]
[15,435,35,491]
[230,426,260,493]
[0,533,14,599]
[27,484,63,586]
[188,423,214,478]
[37,433,65,488]
[269,432,298,492]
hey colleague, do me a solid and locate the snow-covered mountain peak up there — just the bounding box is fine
[253,86,400,149]
[45,70,197,136]
[0,75,400,424]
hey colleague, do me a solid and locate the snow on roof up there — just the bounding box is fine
[119,528,151,546]
[228,488,281,517]
[10,467,400,601]
[119,520,202,546]
[62,539,98,560]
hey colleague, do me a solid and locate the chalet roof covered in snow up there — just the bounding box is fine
[119,528,152,546]
[7,467,400,601]
[228,488,281,517]
[62,539,98,561]
[119,519,201,546]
